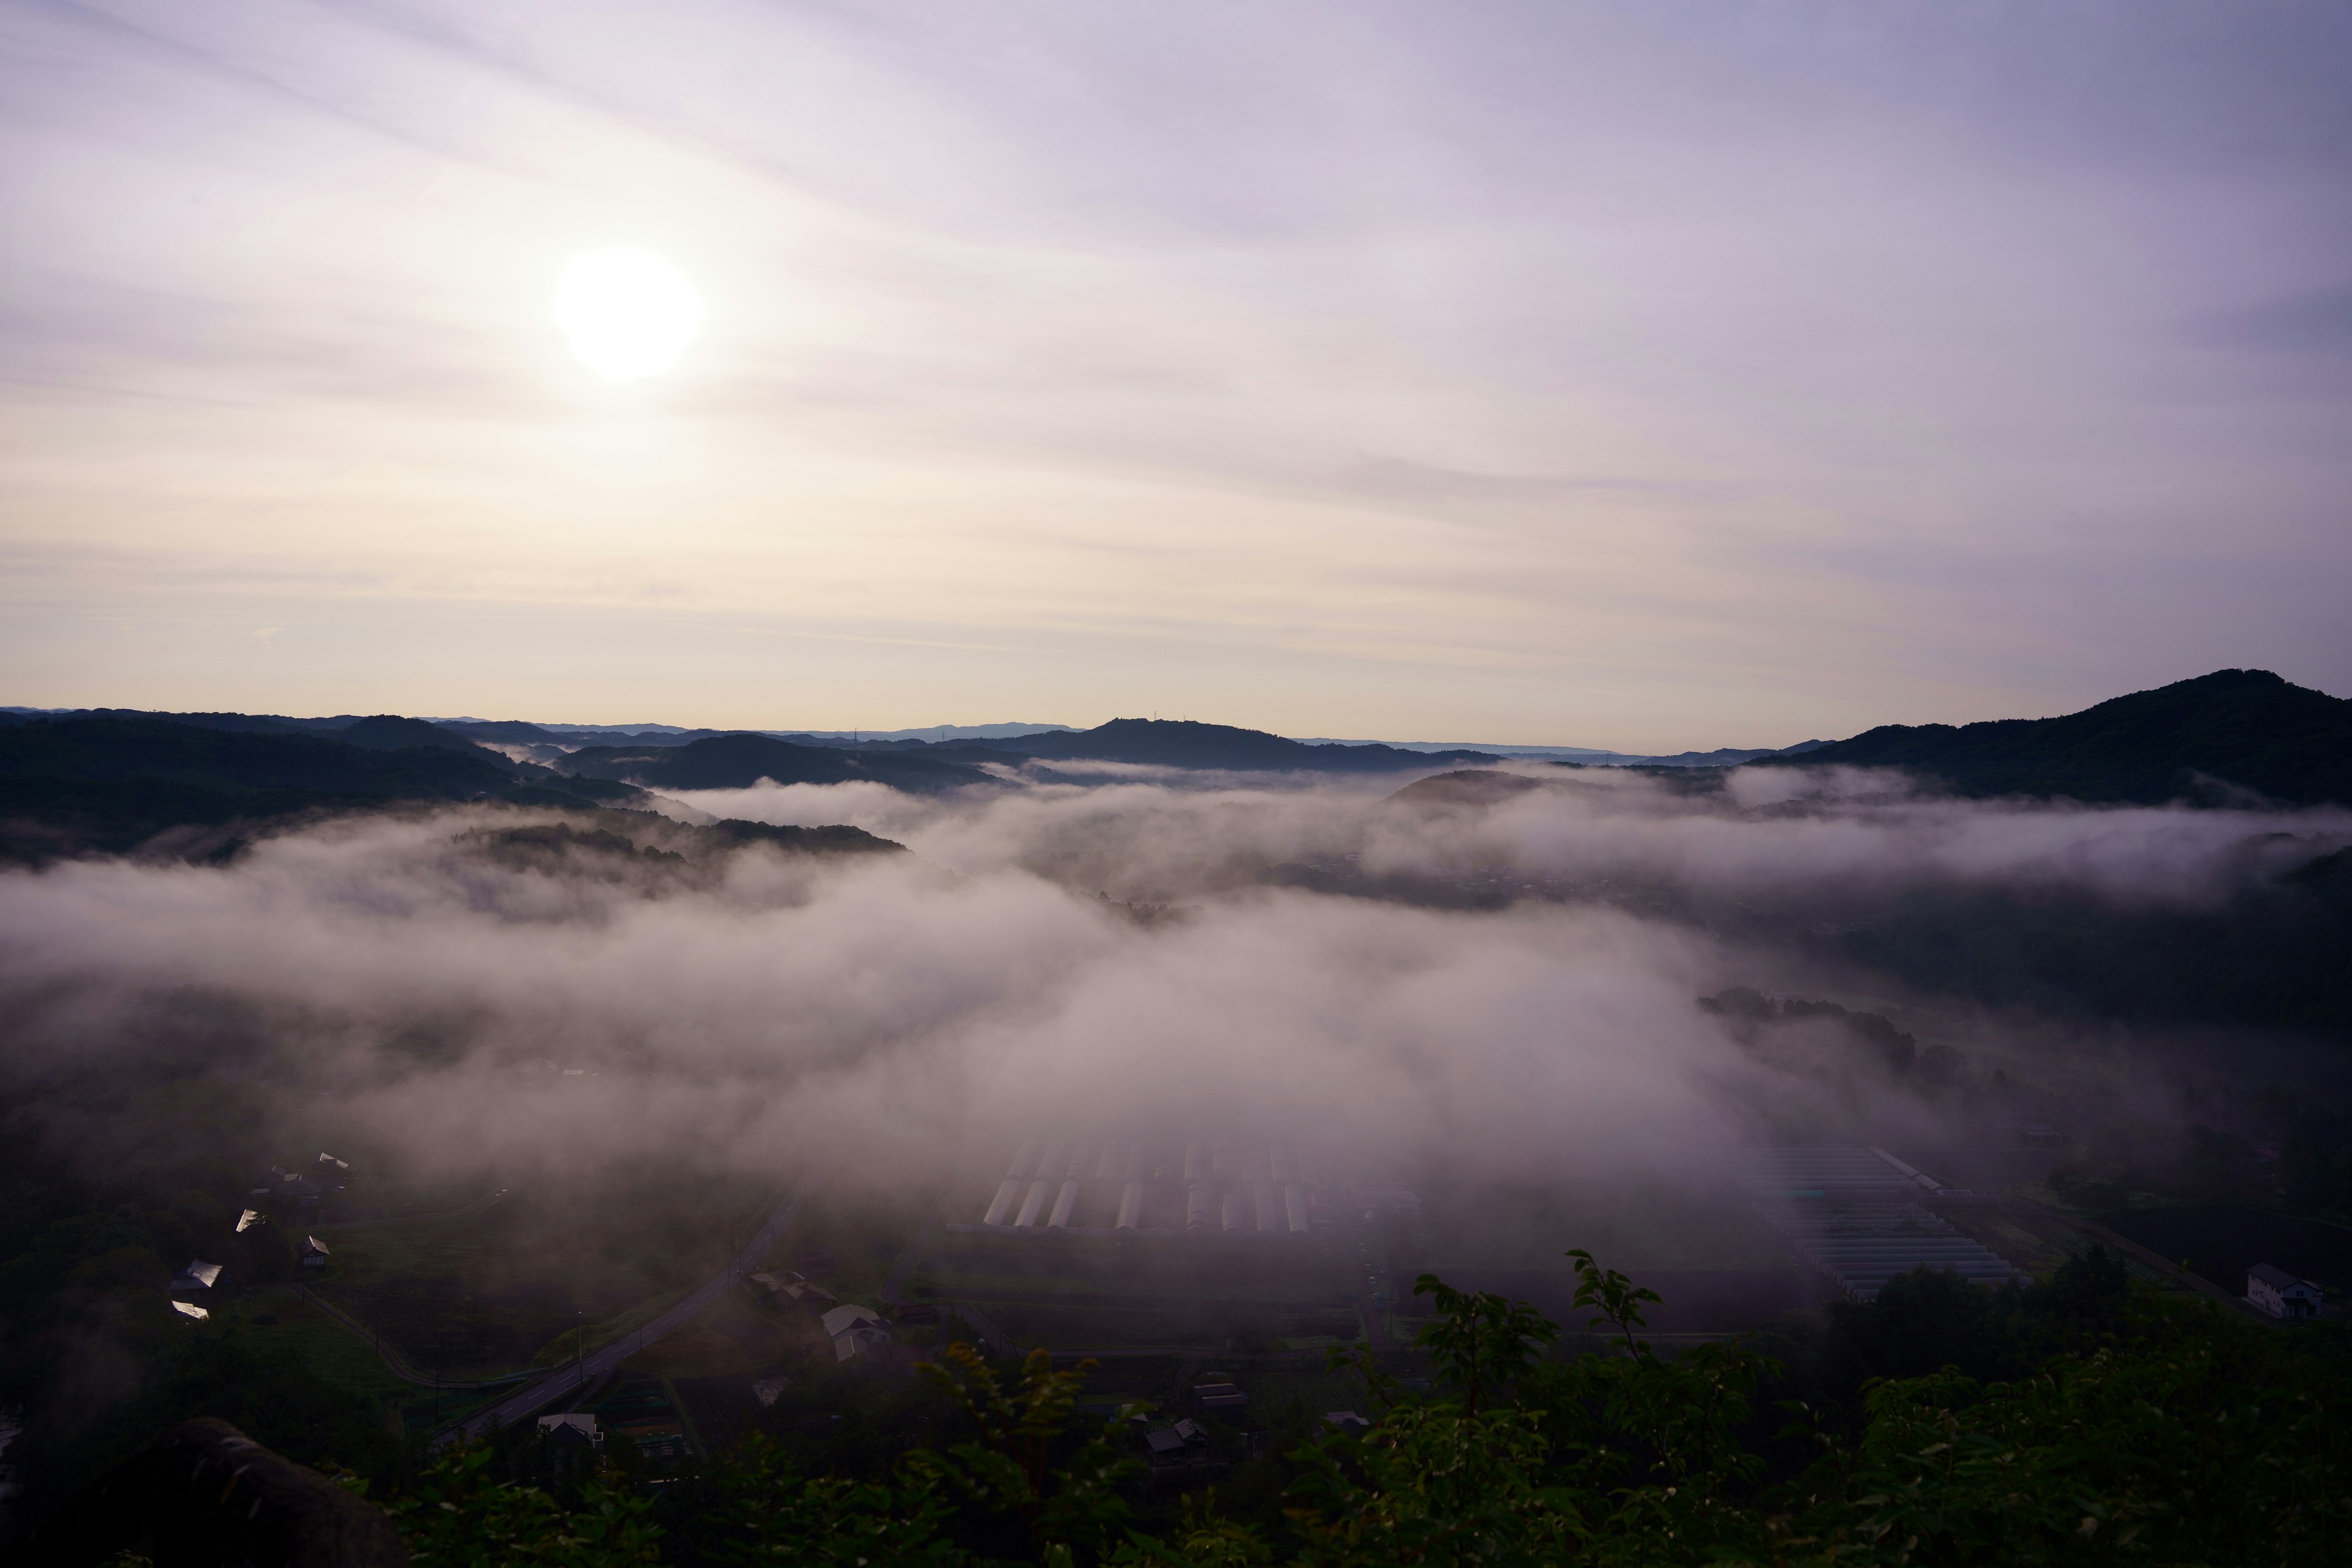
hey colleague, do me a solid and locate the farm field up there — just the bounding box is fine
[311,1172,782,1378]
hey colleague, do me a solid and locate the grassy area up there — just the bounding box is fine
[1412,1178,1790,1275]
[202,1284,516,1436]
[755,1188,937,1305]
[312,1169,786,1378]
[214,1286,413,1407]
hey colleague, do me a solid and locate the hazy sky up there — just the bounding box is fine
[3,1,2346,748]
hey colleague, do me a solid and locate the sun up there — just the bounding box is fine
[552,248,706,382]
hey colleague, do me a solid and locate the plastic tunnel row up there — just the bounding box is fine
[979,1138,1319,1235]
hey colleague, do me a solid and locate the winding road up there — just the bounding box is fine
[451,1180,812,1440]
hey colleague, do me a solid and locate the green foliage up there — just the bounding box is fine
[1408,1271,1558,1414]
[379,1444,662,1568]
[352,1249,2350,1568]
[910,1344,1145,1559]
[700,1434,964,1567]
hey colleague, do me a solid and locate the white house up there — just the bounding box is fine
[2247,1263,2324,1321]
[172,1259,224,1293]
[537,1414,603,1452]
[821,1303,892,1362]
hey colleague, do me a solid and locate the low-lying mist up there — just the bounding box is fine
[2,764,2345,1207]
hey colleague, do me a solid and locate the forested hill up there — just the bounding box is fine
[559,732,994,793]
[0,716,640,864]
[971,717,1499,771]
[1780,669,2352,806]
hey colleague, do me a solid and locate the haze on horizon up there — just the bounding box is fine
[3,2,2348,751]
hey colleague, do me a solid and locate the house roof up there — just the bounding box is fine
[298,1235,329,1256]
[173,1259,224,1291]
[2249,1262,2320,1292]
[235,1209,263,1233]
[171,1300,210,1321]
[537,1414,600,1443]
[821,1303,883,1338]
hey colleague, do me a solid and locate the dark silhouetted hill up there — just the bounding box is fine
[560,732,993,793]
[1389,769,1553,807]
[1779,670,2352,806]
[333,714,512,759]
[0,718,514,860]
[966,717,1498,771]
[0,717,651,862]
[437,720,569,744]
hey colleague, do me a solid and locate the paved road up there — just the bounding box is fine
[454,1182,812,1439]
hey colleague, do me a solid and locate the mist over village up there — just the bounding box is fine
[3,6,2350,1567]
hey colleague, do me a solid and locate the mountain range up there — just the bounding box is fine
[1769,669,2352,807]
[2,669,2344,864]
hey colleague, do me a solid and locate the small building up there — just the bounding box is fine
[536,1414,603,1453]
[821,1303,892,1362]
[1324,1411,1372,1437]
[1193,1381,1251,1417]
[172,1259,224,1293]
[297,1235,330,1271]
[235,1208,263,1234]
[171,1300,211,1322]
[1143,1419,1210,1467]
[2247,1264,2324,1321]
[783,1275,839,1306]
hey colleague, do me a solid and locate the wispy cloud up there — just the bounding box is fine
[2,2,2346,741]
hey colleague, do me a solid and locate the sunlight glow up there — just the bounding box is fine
[552,248,706,382]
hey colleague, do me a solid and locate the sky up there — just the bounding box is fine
[2,1,2347,751]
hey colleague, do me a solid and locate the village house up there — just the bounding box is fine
[2247,1263,2325,1321]
[171,1259,223,1294]
[820,1303,892,1362]
[536,1414,603,1454]
[1193,1379,1251,1418]
[297,1235,330,1271]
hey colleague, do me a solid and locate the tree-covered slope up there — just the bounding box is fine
[560,732,994,793]
[1785,669,2352,805]
[985,717,1497,771]
[0,717,620,861]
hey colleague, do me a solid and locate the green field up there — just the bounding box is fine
[309,1172,783,1378]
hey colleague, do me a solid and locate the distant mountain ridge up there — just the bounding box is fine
[0,706,1803,766]
[555,718,1503,779]
[960,717,1500,772]
[560,733,994,794]
[0,717,549,862]
[1776,669,2352,807]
